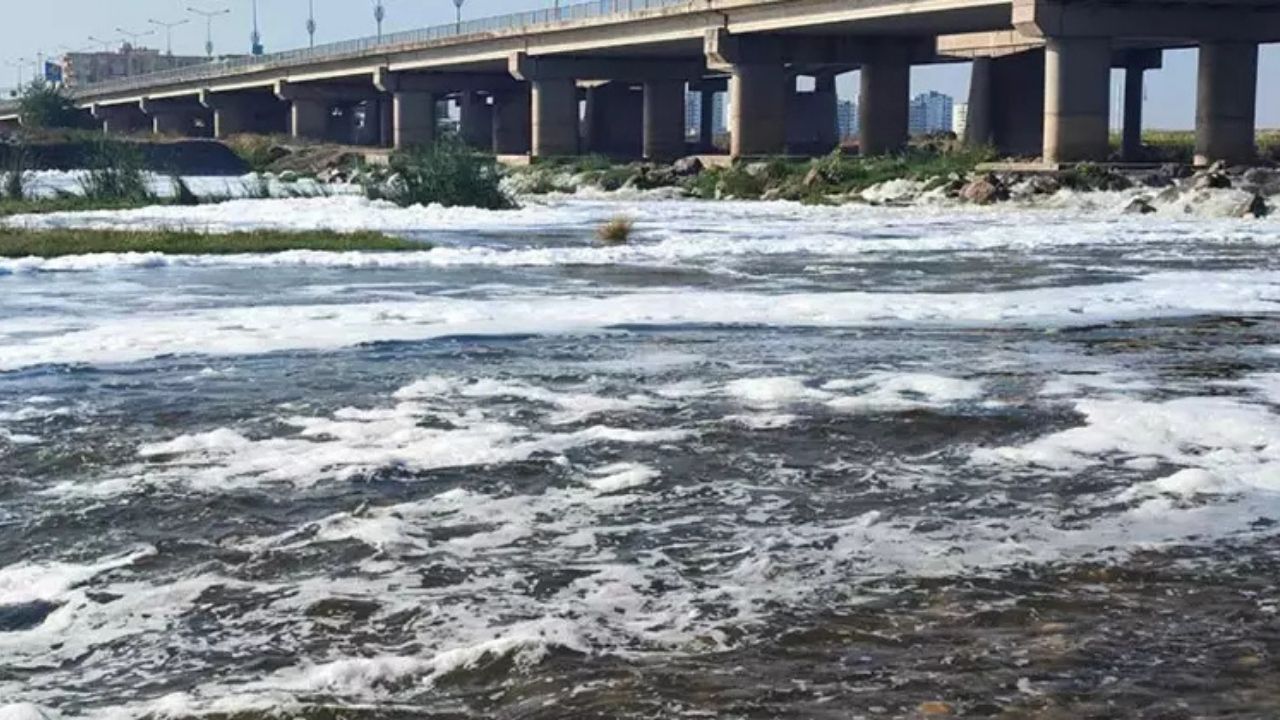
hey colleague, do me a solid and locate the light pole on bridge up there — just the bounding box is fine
[188,5,231,59]
[148,18,191,56]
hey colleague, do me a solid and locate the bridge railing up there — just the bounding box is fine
[52,0,697,100]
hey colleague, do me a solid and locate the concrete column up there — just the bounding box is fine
[859,52,910,156]
[459,92,494,150]
[1122,65,1145,162]
[392,91,436,149]
[965,57,993,147]
[492,87,531,155]
[1043,36,1112,164]
[813,73,839,151]
[151,112,192,136]
[584,82,641,156]
[643,80,686,160]
[378,98,393,148]
[699,88,716,151]
[1195,41,1258,166]
[94,105,147,135]
[290,99,330,141]
[531,78,580,157]
[729,63,788,157]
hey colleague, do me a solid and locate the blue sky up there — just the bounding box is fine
[2,0,1276,129]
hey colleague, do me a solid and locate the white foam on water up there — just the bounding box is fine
[974,396,1280,500]
[0,548,153,606]
[724,376,832,407]
[0,704,60,720]
[584,462,659,493]
[824,372,984,413]
[3,269,1277,372]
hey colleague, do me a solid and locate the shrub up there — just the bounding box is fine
[368,134,514,210]
[78,139,152,201]
[17,81,89,130]
[596,216,634,245]
[2,140,28,200]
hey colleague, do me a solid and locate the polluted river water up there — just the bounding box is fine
[1,194,1279,718]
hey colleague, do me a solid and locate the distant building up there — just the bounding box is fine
[952,102,969,140]
[837,99,858,139]
[908,91,955,136]
[685,90,727,139]
[61,45,218,87]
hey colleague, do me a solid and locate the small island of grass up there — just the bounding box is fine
[0,227,426,259]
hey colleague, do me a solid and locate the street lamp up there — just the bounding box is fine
[250,0,264,55]
[88,35,114,52]
[5,59,25,93]
[148,18,190,56]
[373,1,386,42]
[454,0,465,32]
[306,0,317,49]
[188,5,231,58]
[115,27,156,49]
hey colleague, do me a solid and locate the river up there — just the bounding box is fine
[2,195,1279,718]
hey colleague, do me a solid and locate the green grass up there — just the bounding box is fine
[0,195,176,218]
[1112,130,1280,163]
[0,227,425,258]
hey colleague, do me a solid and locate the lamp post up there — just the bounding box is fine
[306,0,317,49]
[115,27,156,50]
[5,59,24,94]
[250,0,264,55]
[373,1,386,42]
[188,5,231,58]
[148,19,190,56]
[454,0,465,33]
[88,35,114,52]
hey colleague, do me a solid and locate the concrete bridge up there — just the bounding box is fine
[1,0,1277,165]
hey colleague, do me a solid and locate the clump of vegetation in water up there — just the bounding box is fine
[2,139,28,200]
[78,139,152,202]
[0,227,424,258]
[686,148,996,203]
[366,134,515,210]
[596,216,634,245]
[16,81,91,130]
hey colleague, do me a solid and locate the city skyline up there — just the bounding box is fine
[1,1,1278,130]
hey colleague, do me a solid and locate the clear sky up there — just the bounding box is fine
[1,0,1276,129]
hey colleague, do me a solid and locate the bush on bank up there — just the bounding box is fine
[365,135,515,210]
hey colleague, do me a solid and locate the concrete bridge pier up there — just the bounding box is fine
[392,92,438,149]
[729,63,789,157]
[92,103,148,135]
[200,90,287,139]
[1043,36,1112,164]
[787,73,840,155]
[276,81,382,143]
[1196,41,1259,166]
[584,82,641,156]
[458,92,494,149]
[642,80,686,160]
[963,50,1044,157]
[858,48,910,156]
[531,78,581,157]
[139,98,211,137]
[492,87,531,155]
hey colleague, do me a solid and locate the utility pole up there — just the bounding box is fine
[148,18,190,56]
[306,0,317,49]
[373,1,385,42]
[188,5,231,58]
[454,0,465,33]
[250,0,264,55]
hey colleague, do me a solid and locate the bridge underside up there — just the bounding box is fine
[7,0,1278,165]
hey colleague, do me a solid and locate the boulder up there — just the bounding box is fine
[1122,196,1157,215]
[1193,171,1232,190]
[1240,167,1280,196]
[959,175,1007,205]
[744,161,771,178]
[671,156,704,177]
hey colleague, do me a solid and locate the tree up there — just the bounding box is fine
[17,81,90,130]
